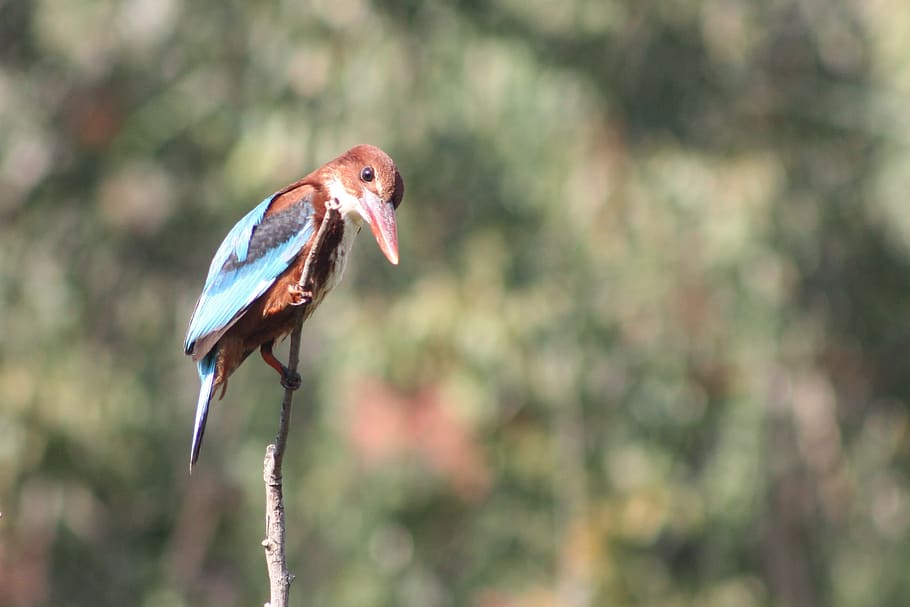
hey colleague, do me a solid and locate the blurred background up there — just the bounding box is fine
[2,0,910,605]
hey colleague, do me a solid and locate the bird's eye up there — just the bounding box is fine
[360,167,375,182]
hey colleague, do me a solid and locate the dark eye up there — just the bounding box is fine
[360,167,374,182]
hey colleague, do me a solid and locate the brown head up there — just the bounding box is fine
[326,144,404,264]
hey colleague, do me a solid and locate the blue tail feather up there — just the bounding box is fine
[190,352,218,471]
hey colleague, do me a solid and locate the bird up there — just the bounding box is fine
[184,144,404,470]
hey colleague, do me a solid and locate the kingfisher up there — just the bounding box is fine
[184,144,404,469]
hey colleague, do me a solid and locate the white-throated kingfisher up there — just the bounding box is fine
[184,144,404,469]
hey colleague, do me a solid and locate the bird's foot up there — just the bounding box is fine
[261,341,300,390]
[281,370,301,391]
[288,283,313,307]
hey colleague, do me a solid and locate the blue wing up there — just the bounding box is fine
[184,193,316,354]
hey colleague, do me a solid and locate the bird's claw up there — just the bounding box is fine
[281,370,301,391]
[288,283,313,307]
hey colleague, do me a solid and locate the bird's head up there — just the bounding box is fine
[328,144,404,265]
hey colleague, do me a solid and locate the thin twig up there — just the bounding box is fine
[262,206,339,607]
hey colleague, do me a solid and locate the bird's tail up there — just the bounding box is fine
[190,352,218,472]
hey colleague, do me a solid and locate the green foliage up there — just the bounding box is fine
[2,1,910,605]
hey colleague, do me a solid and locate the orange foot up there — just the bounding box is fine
[260,341,301,391]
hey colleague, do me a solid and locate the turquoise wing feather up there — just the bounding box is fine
[184,194,315,355]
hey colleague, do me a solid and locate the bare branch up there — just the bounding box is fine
[261,207,338,607]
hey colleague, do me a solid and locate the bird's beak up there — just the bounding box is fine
[359,189,399,265]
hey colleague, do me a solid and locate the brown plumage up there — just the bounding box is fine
[185,144,404,467]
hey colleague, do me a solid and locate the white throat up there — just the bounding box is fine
[324,177,365,293]
[327,177,367,226]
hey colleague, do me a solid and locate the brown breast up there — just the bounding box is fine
[235,212,348,355]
